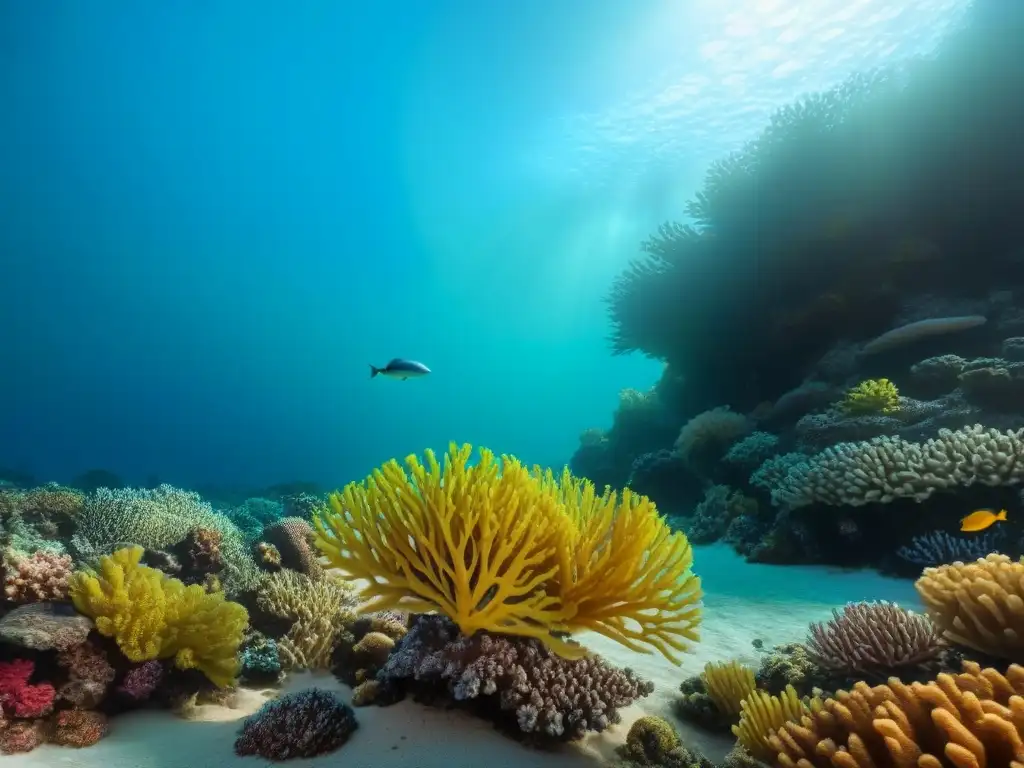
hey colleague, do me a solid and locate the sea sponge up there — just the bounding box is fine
[839,378,900,415]
[701,660,758,716]
[313,443,702,664]
[69,545,248,687]
[771,425,1024,510]
[915,553,1024,659]
[733,685,810,762]
[769,661,1024,768]
[805,601,943,675]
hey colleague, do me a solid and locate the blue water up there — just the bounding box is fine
[0,0,967,491]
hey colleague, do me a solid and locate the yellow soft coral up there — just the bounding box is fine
[313,443,703,664]
[69,546,247,687]
[701,660,758,716]
[840,378,900,414]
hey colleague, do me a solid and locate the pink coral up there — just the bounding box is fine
[3,550,73,603]
[57,641,115,708]
[0,659,55,718]
[117,661,164,702]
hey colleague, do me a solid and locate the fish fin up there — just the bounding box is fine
[998,509,1008,521]
[370,365,380,378]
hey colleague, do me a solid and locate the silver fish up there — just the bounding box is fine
[370,358,431,380]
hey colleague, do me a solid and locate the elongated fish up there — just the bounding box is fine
[370,358,431,380]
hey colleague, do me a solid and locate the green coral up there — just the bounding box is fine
[611,715,715,768]
[839,378,900,414]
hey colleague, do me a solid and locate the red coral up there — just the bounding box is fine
[3,550,73,603]
[51,709,109,747]
[0,659,55,718]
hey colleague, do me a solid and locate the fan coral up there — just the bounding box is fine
[839,379,900,415]
[805,601,943,675]
[3,549,72,602]
[0,659,55,718]
[771,425,1024,510]
[915,553,1024,659]
[0,602,92,651]
[769,661,1024,768]
[314,443,702,664]
[234,688,358,760]
[733,685,809,762]
[701,660,758,716]
[51,710,109,747]
[69,545,248,687]
[256,569,356,670]
[379,614,654,742]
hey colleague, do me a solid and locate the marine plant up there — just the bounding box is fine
[839,378,900,415]
[312,443,702,663]
[68,545,248,687]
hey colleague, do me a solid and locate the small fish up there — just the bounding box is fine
[369,358,431,381]
[960,508,1007,533]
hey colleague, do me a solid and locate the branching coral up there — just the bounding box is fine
[69,545,248,687]
[771,425,1024,509]
[915,553,1024,659]
[805,601,943,676]
[2,549,72,602]
[379,614,654,742]
[255,569,356,670]
[839,379,900,415]
[769,662,1024,768]
[314,443,702,664]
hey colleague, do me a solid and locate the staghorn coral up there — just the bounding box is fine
[51,709,109,747]
[805,601,943,676]
[378,614,653,742]
[769,661,1024,768]
[69,545,248,687]
[915,553,1024,659]
[58,641,116,708]
[0,602,92,652]
[701,660,758,717]
[314,443,702,664]
[771,425,1024,510]
[733,684,810,762]
[234,688,358,760]
[255,569,356,670]
[839,379,900,415]
[2,549,73,602]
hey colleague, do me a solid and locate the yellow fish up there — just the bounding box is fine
[959,508,1007,533]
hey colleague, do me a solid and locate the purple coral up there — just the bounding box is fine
[234,688,357,760]
[379,615,654,742]
[117,661,164,702]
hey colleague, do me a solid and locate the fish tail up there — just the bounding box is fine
[369,364,380,378]
[998,509,1008,521]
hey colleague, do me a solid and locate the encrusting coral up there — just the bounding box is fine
[915,553,1024,660]
[69,545,248,687]
[313,443,702,664]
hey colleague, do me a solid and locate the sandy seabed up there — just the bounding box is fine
[8,545,920,768]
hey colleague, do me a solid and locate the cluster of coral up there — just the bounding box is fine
[656,553,1024,768]
[571,0,1024,574]
[0,442,705,758]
